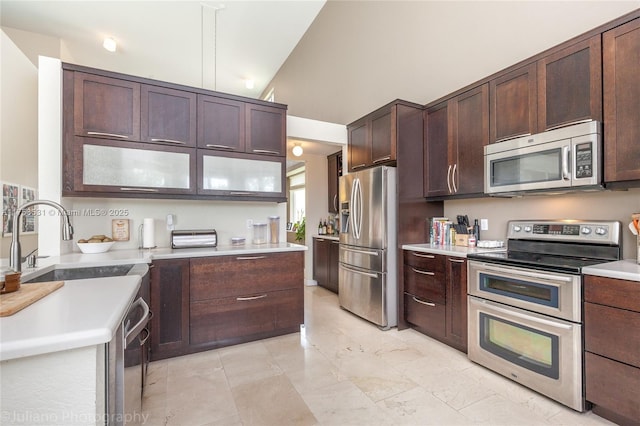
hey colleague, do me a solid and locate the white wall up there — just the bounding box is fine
[0,30,38,257]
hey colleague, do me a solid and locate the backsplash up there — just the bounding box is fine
[444,188,640,260]
[64,197,286,251]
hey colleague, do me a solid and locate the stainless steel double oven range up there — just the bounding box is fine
[466,220,621,412]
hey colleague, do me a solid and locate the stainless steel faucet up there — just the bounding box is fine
[9,200,74,272]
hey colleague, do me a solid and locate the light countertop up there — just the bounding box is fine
[582,260,640,282]
[402,243,507,258]
[313,235,340,241]
[0,275,141,361]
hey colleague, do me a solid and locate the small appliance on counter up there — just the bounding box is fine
[170,229,217,249]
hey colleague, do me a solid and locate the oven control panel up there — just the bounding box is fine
[507,220,620,244]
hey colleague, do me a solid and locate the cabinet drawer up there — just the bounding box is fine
[404,292,446,339]
[404,250,445,271]
[585,352,640,422]
[404,266,446,304]
[190,252,304,300]
[584,275,640,312]
[585,302,640,367]
[190,288,303,345]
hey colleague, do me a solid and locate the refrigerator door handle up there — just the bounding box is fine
[339,264,379,279]
[356,177,363,239]
[349,178,357,239]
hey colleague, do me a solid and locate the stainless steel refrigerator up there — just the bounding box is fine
[338,165,397,329]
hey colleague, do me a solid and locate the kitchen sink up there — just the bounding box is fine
[24,263,148,283]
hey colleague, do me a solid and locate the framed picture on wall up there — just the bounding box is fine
[20,186,37,234]
[2,181,20,236]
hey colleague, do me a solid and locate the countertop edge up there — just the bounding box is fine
[582,260,640,282]
[401,243,506,258]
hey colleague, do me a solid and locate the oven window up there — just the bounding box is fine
[479,313,559,379]
[479,273,559,308]
[491,148,562,187]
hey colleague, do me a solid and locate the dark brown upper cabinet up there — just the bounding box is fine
[141,85,197,147]
[245,103,286,156]
[603,17,640,186]
[347,100,422,172]
[348,121,370,172]
[73,72,140,141]
[490,63,537,143]
[537,35,602,131]
[197,95,246,152]
[425,84,488,198]
[490,35,602,143]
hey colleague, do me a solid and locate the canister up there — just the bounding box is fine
[269,216,280,244]
[252,223,268,244]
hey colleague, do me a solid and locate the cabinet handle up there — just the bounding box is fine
[229,191,256,195]
[411,268,435,276]
[545,118,593,132]
[412,296,436,307]
[252,149,280,155]
[316,238,326,242]
[448,258,465,263]
[236,294,268,301]
[333,194,338,211]
[452,163,458,193]
[446,164,453,193]
[331,241,340,245]
[151,138,186,145]
[87,131,129,139]
[236,255,267,260]
[373,155,391,164]
[412,252,434,258]
[352,164,367,170]
[120,187,159,192]
[494,132,532,144]
[206,144,234,150]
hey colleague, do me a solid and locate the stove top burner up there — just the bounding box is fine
[468,220,622,274]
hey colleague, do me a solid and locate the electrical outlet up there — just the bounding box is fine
[480,219,489,231]
[246,219,253,229]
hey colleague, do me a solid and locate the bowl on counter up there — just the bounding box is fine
[76,241,115,254]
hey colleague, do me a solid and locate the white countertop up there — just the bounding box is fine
[582,260,640,282]
[313,234,340,241]
[402,243,507,258]
[0,275,141,361]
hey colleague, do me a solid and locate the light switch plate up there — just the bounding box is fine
[480,219,489,231]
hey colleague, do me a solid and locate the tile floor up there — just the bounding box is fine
[140,285,614,426]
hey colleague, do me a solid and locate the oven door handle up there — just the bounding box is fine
[475,298,573,330]
[478,263,573,283]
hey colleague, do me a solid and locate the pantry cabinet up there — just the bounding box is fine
[347,100,423,172]
[584,274,640,425]
[403,250,468,352]
[150,259,190,361]
[603,17,640,186]
[424,84,488,198]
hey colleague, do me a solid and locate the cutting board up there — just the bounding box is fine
[0,281,64,317]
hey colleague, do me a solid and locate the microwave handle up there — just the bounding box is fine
[562,146,571,180]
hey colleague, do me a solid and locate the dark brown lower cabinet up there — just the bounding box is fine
[313,237,339,294]
[150,251,304,360]
[403,251,468,353]
[150,258,190,361]
[584,275,640,425]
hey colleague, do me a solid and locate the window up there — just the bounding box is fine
[288,166,305,225]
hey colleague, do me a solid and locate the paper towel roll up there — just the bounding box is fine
[143,218,155,248]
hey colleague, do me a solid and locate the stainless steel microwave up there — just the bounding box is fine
[484,121,602,196]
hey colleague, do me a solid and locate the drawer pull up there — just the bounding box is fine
[352,164,367,170]
[448,259,465,263]
[373,155,391,164]
[412,252,434,259]
[87,131,129,139]
[236,255,267,260]
[120,187,160,192]
[412,296,436,307]
[151,138,186,145]
[412,268,434,276]
[205,144,234,149]
[237,294,268,301]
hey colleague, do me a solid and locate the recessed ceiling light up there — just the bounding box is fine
[103,37,117,53]
[245,79,255,89]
